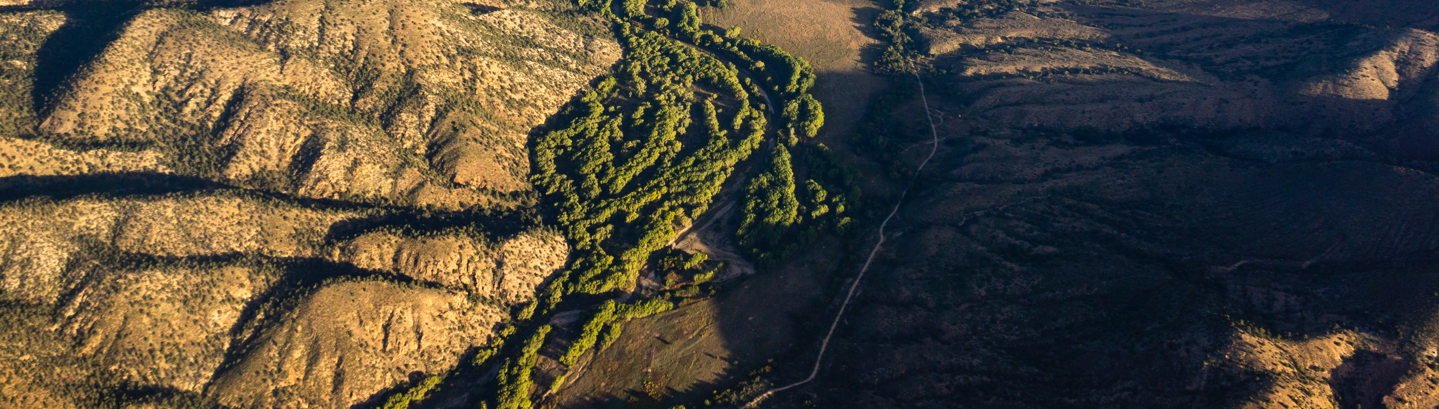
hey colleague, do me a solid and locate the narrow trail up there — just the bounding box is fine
[743,63,943,408]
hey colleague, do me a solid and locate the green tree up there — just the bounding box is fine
[382,375,442,409]
[736,144,799,263]
[678,2,701,33]
[560,301,617,366]
[495,326,552,409]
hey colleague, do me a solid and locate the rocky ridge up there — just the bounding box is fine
[0,0,609,406]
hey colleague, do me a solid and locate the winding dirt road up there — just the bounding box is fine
[744,63,943,408]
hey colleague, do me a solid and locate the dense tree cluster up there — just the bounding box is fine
[716,40,821,140]
[381,375,442,409]
[873,0,921,75]
[494,325,552,409]
[531,22,768,296]
[557,297,676,368]
[597,323,624,350]
[631,0,823,141]
[656,248,707,271]
[621,0,648,18]
[578,0,615,16]
[735,143,857,266]
[559,301,616,366]
[486,0,833,405]
[736,144,798,265]
[783,94,824,138]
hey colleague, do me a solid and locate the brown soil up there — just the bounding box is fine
[0,0,606,406]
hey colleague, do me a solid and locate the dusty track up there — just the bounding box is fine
[744,63,942,408]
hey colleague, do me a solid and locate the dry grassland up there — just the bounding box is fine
[551,235,849,407]
[708,0,885,138]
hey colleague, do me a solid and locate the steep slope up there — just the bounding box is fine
[332,228,569,302]
[0,0,611,406]
[0,192,360,305]
[30,0,618,209]
[206,281,506,408]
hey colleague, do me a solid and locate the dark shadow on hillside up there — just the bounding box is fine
[0,172,307,206]
[1329,349,1409,409]
[27,0,281,116]
[463,2,503,14]
[321,204,542,244]
[693,5,1439,405]
[90,382,216,409]
[810,67,887,141]
[0,172,525,217]
[848,4,884,65]
[0,5,43,13]
[29,4,137,117]
[1292,0,1439,30]
[928,1,1439,162]
[731,120,1439,407]
[0,172,225,202]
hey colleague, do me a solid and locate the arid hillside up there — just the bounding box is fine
[736,0,1439,408]
[8,0,1439,407]
[0,0,611,406]
[919,0,1439,159]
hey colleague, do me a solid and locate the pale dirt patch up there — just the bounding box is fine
[708,0,885,138]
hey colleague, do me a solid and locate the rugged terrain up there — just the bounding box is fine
[7,0,1439,408]
[0,0,607,406]
[738,0,1439,408]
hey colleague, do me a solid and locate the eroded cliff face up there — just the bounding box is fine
[0,0,604,406]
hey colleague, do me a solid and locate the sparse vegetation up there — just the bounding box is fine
[9,0,1439,407]
[0,0,609,407]
[556,296,678,369]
